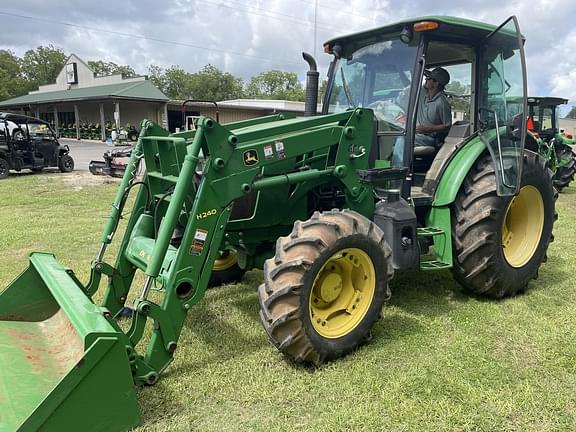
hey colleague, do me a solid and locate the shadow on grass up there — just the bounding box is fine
[137,381,187,427]
[173,267,465,370]
[206,279,262,325]
[559,186,576,211]
[163,289,268,376]
[533,254,571,287]
[166,245,567,375]
[372,312,425,341]
[389,268,470,316]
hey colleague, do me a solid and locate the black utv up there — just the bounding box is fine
[0,112,74,179]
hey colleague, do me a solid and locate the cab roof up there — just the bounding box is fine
[527,97,568,106]
[324,16,520,50]
[0,112,48,124]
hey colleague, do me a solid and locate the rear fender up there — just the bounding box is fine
[58,144,70,156]
[432,136,487,206]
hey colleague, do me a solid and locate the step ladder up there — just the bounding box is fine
[417,226,452,270]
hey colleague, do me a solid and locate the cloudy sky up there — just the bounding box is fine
[1,0,575,112]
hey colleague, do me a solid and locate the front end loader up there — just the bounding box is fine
[0,16,556,431]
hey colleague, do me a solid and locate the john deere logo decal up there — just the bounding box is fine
[243,149,259,166]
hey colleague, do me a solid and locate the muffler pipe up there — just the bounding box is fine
[302,52,319,116]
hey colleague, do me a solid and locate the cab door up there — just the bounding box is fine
[477,16,527,196]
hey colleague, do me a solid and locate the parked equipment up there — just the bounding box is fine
[524,97,576,191]
[111,124,139,144]
[0,112,74,179]
[0,16,557,431]
[89,145,134,178]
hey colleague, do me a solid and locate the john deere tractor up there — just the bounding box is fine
[523,96,576,191]
[0,16,556,431]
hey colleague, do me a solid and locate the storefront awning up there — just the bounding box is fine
[0,80,168,108]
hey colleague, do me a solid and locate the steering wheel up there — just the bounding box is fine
[13,129,25,141]
[368,100,406,128]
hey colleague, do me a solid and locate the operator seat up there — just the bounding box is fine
[412,128,451,180]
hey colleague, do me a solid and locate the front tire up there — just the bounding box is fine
[208,250,245,287]
[59,154,74,172]
[258,209,393,365]
[0,157,9,179]
[452,150,556,298]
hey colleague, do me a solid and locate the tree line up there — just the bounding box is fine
[0,45,311,103]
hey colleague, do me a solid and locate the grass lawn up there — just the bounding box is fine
[1,171,575,431]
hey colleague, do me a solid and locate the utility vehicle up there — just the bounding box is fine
[0,112,74,179]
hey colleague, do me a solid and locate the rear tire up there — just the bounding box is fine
[553,143,576,191]
[0,157,9,179]
[258,209,392,365]
[59,154,74,172]
[452,150,556,298]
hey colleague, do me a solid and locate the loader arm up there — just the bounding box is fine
[89,108,375,384]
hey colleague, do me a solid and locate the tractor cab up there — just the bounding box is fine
[525,96,568,141]
[521,96,576,191]
[323,16,527,200]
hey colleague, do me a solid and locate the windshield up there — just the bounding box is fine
[526,104,558,135]
[326,39,418,131]
[28,122,54,139]
[3,120,56,141]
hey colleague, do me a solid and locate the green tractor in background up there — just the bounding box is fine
[524,96,576,191]
[0,16,557,431]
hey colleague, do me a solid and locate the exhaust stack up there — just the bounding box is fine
[302,52,319,116]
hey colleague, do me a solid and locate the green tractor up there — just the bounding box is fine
[0,16,556,431]
[523,96,576,191]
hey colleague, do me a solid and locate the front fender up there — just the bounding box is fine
[425,136,487,267]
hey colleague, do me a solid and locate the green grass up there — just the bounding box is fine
[1,172,576,431]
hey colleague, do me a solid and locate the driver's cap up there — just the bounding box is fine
[424,67,450,86]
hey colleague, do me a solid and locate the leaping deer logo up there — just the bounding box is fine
[243,150,259,166]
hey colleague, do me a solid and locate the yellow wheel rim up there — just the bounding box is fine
[212,251,238,271]
[502,185,544,268]
[309,248,376,339]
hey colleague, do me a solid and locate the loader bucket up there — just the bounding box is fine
[0,253,139,432]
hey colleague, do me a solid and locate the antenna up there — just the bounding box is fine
[313,0,318,59]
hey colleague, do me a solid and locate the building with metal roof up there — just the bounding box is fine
[0,54,170,141]
[0,55,312,140]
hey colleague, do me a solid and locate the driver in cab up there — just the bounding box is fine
[393,67,452,165]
